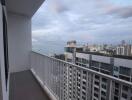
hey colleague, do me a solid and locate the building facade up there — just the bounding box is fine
[116,44,132,56]
[64,45,132,100]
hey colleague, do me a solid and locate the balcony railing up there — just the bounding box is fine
[31,51,132,100]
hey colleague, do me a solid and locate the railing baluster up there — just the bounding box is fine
[31,52,132,100]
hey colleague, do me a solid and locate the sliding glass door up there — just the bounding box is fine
[0,0,9,89]
[2,7,9,88]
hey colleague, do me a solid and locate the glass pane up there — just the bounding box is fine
[120,66,130,76]
[0,65,2,100]
[2,6,9,89]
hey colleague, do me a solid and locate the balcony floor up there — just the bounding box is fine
[9,70,51,100]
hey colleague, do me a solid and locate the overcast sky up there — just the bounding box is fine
[32,0,132,44]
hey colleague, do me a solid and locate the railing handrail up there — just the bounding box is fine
[31,51,132,86]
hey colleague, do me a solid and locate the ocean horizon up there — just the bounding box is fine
[32,41,66,56]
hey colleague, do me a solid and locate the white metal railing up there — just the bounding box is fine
[31,51,132,100]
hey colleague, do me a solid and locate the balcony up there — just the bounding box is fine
[1,0,132,100]
[9,70,51,100]
[9,51,132,100]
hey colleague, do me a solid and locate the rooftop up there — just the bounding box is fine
[77,51,132,60]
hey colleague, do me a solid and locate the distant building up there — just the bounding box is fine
[67,40,77,47]
[64,41,132,100]
[65,41,117,63]
[116,43,132,56]
[116,45,125,55]
[54,54,65,60]
[64,40,83,63]
[121,40,126,45]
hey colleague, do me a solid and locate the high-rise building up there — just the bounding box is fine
[116,45,125,55]
[64,42,132,100]
[116,40,132,56]
[116,44,132,56]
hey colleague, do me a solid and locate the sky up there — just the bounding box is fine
[32,0,132,45]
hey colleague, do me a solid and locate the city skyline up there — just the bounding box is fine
[32,0,132,44]
[32,39,132,56]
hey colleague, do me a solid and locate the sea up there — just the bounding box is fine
[32,41,66,56]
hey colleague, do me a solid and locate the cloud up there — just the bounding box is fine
[106,6,132,18]
[32,0,132,44]
[49,0,68,14]
[32,38,38,42]
[94,0,132,18]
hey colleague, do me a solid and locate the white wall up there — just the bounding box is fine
[8,12,31,73]
[65,52,73,59]
[114,58,132,68]
[76,53,90,60]
[92,55,111,64]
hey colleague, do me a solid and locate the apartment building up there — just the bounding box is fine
[116,44,132,56]
[65,40,83,63]
[65,45,132,100]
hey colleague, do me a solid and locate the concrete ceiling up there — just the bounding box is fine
[6,0,45,17]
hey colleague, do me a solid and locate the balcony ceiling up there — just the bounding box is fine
[6,0,45,17]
